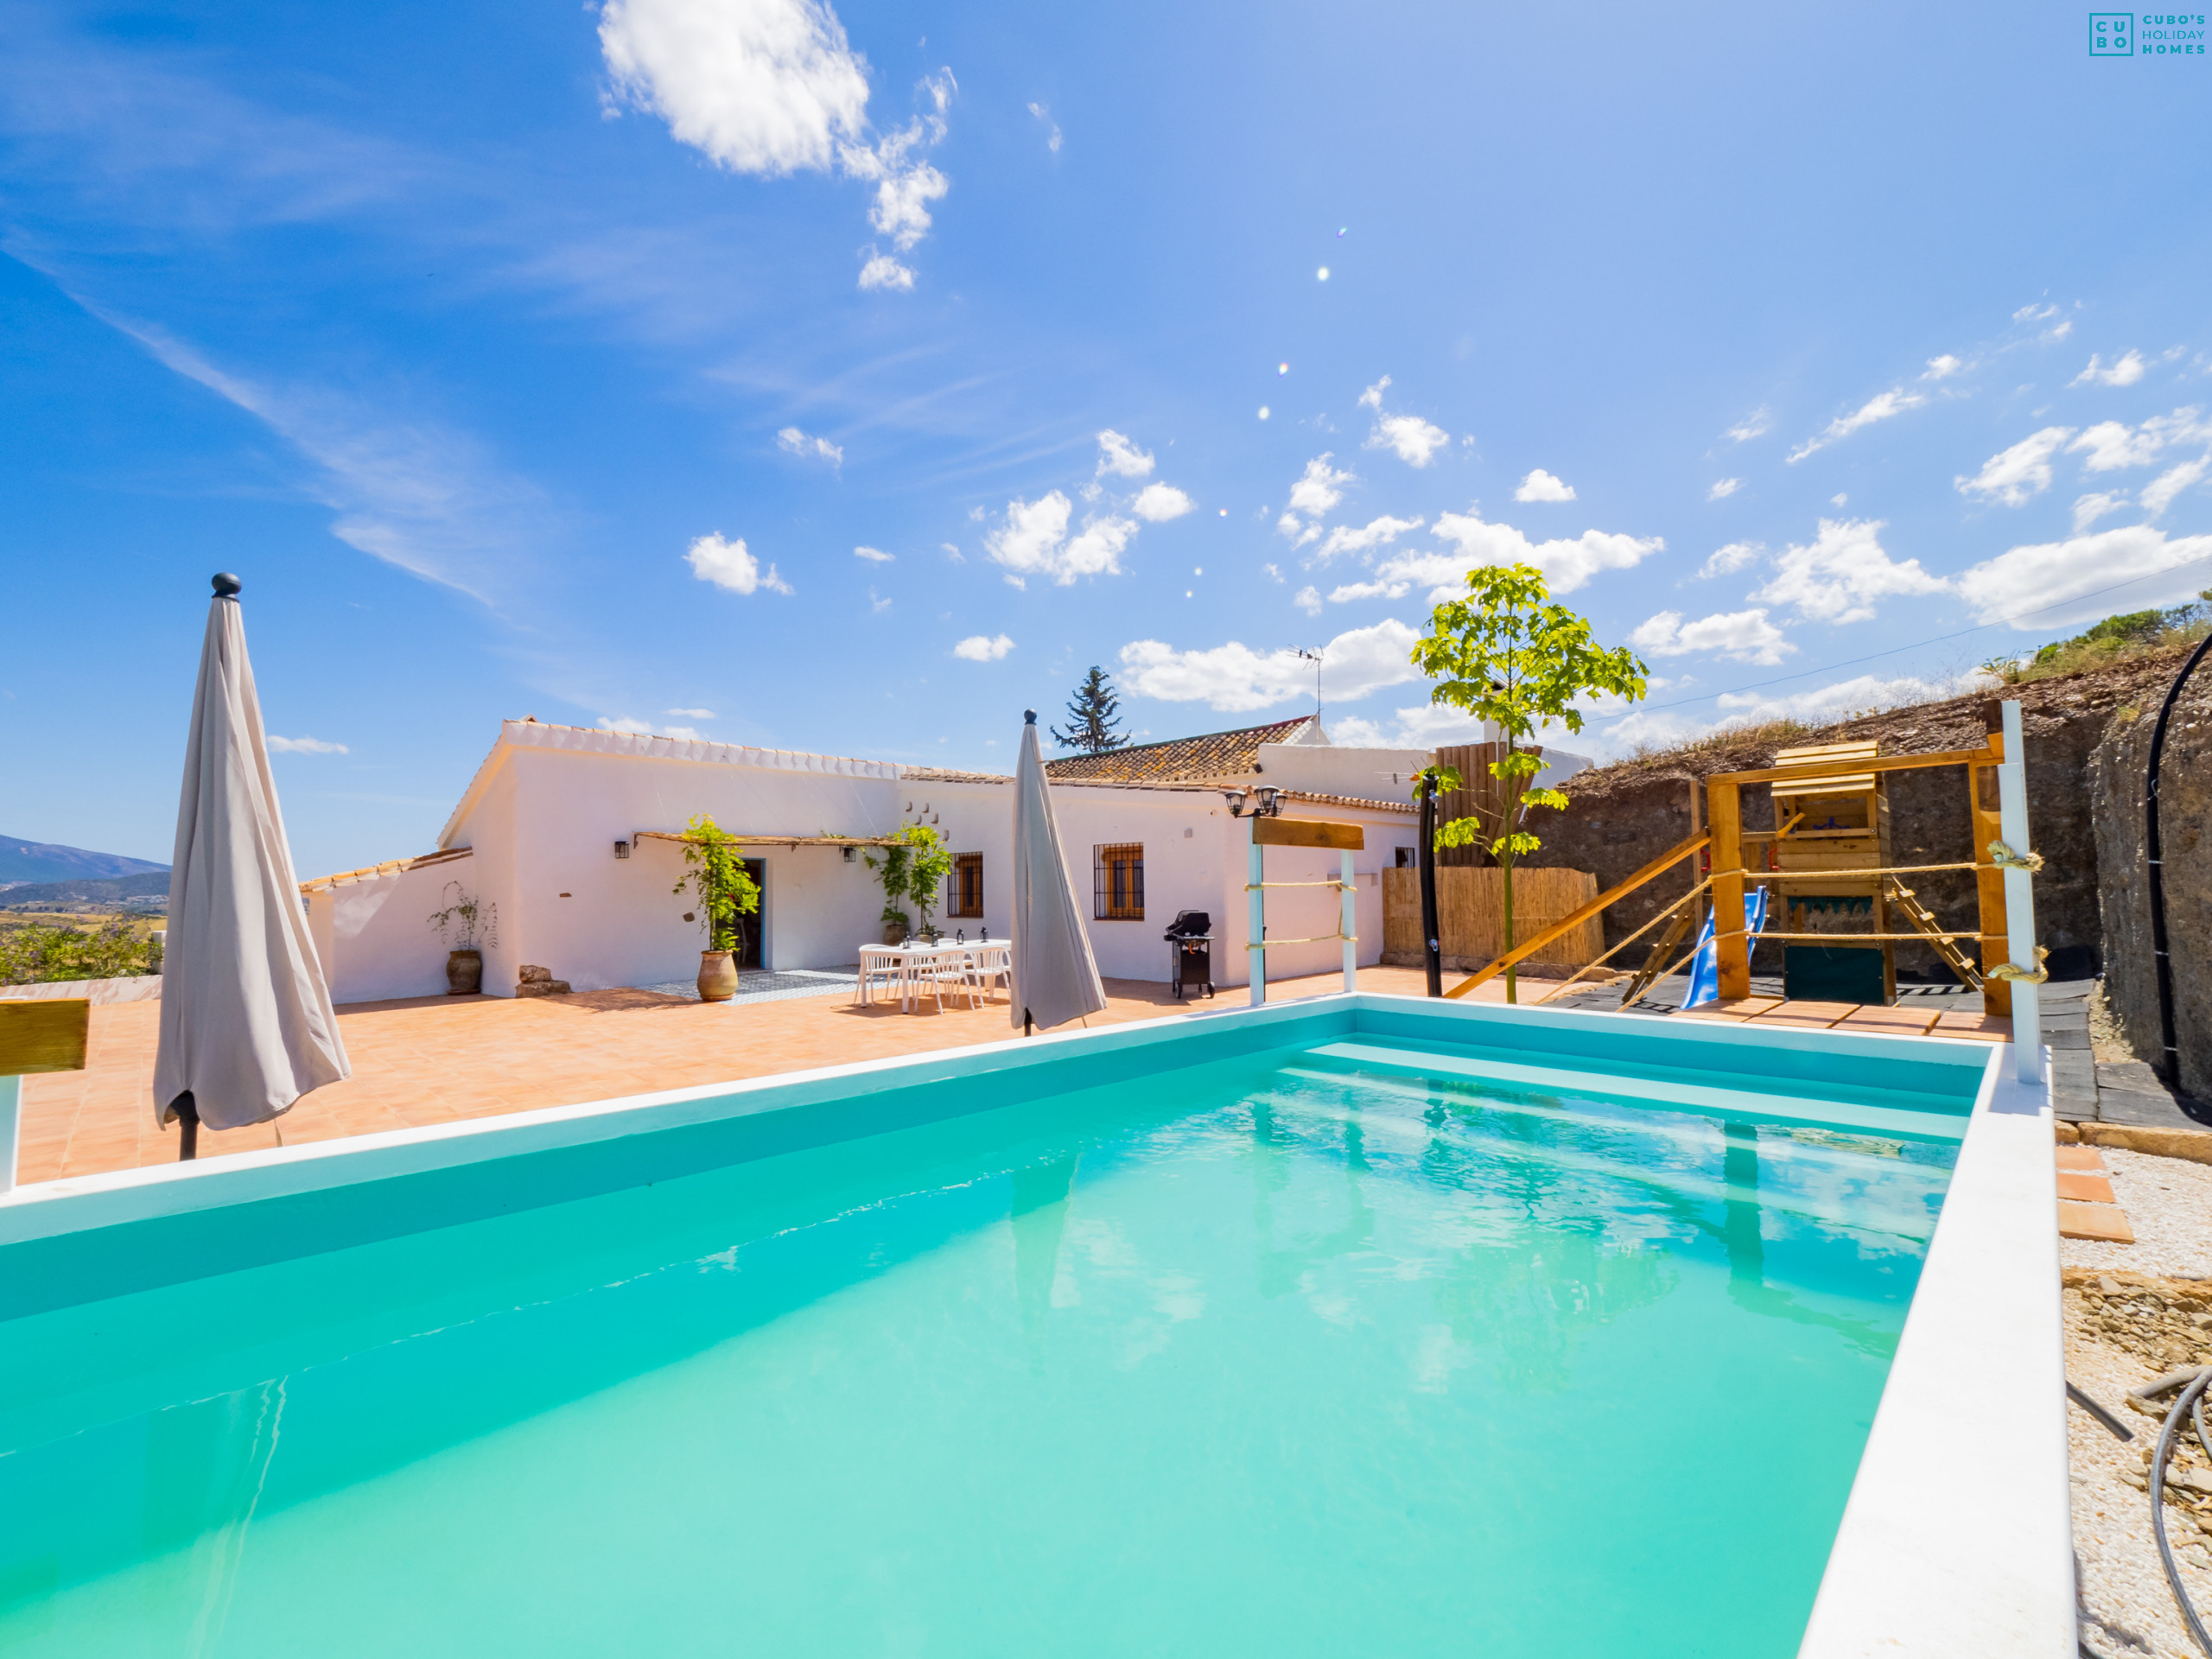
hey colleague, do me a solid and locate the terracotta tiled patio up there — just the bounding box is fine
[15,966,2018,1186]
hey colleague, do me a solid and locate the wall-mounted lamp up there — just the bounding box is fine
[613,839,631,860]
[842,846,857,863]
[1255,785,1283,817]
[1223,787,1250,817]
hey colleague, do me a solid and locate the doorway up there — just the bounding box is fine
[731,858,766,969]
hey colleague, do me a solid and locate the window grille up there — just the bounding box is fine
[950,853,984,918]
[1093,843,1145,920]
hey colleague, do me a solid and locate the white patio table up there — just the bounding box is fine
[855,942,1011,1010]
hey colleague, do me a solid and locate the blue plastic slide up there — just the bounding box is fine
[1680,887,1769,1009]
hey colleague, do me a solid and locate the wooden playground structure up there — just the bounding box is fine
[1447,701,2044,1037]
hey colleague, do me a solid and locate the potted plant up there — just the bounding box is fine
[865,822,951,945]
[428,881,499,995]
[673,813,760,1002]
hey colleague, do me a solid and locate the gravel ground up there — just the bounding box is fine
[2063,1147,2212,1656]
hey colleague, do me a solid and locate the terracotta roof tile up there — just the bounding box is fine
[1044,716,1317,783]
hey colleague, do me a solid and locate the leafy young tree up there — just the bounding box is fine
[1411,562,1649,1002]
[1052,666,1129,754]
[865,821,954,938]
[672,813,761,955]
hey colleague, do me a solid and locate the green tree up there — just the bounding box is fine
[672,813,761,955]
[865,822,954,938]
[1410,562,1648,1002]
[1051,666,1128,754]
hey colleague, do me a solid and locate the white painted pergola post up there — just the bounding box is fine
[1248,825,1266,1008]
[1998,701,2043,1086]
[1341,850,1357,993]
[0,1074,18,1194]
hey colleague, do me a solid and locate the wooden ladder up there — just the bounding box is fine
[1616,893,1700,1007]
[1885,878,1985,991]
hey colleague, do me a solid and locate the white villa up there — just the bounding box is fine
[302,715,1453,1004]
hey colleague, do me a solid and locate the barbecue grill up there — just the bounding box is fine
[1164,910,1214,999]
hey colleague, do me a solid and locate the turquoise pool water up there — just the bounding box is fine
[0,1031,1962,1656]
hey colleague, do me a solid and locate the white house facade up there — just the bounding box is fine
[303,718,1428,1005]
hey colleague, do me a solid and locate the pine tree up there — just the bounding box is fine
[1052,666,1129,754]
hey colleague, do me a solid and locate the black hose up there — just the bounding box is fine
[2148,1367,2212,1656]
[1417,777,1442,998]
[2145,631,2212,1081]
[2069,1381,2136,1442]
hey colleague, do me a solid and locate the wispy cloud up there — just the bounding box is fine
[1786,388,1926,463]
[1725,408,1771,443]
[1707,478,1743,501]
[267,734,349,754]
[854,544,893,562]
[1027,101,1063,153]
[2070,350,2147,388]
[778,425,842,466]
[1955,426,2075,506]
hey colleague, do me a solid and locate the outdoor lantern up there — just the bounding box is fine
[1255,785,1283,817]
[613,839,631,860]
[1223,788,1249,817]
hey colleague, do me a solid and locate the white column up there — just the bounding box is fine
[0,1074,19,1194]
[1341,850,1357,993]
[1248,829,1266,1007]
[1998,701,2043,1086]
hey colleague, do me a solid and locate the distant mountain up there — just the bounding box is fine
[0,836,168,887]
[0,872,173,908]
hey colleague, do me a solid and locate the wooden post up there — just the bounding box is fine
[0,999,93,1194]
[1708,777,1749,999]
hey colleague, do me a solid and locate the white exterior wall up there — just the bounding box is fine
[312,724,1426,998]
[1250,742,1433,800]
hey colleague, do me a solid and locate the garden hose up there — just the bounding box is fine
[2147,1367,2212,1656]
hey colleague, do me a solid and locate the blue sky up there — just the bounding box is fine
[4,0,2210,876]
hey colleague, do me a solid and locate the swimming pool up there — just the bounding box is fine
[0,995,2046,1656]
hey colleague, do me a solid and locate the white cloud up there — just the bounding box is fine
[1287,454,1355,518]
[1707,478,1743,501]
[1027,102,1062,152]
[1369,412,1450,467]
[1923,354,1964,380]
[777,425,842,466]
[685,531,792,594]
[1421,508,1664,594]
[853,544,893,562]
[1786,389,1927,463]
[665,707,715,718]
[2015,303,2060,323]
[984,492,1135,586]
[2071,350,2148,388]
[856,251,914,291]
[2072,493,2130,533]
[1514,468,1575,503]
[1752,518,1946,623]
[1118,619,1423,713]
[598,0,870,176]
[1714,673,1955,724]
[2143,455,2209,519]
[1293,585,1322,616]
[266,734,348,754]
[1954,525,2212,629]
[1358,376,1391,410]
[1726,409,1771,442]
[1954,425,2075,506]
[1131,482,1194,522]
[940,541,963,562]
[953,632,1014,661]
[1629,607,1795,665]
[1096,429,1155,478]
[598,715,703,741]
[1315,513,1423,561]
[2069,409,2211,471]
[868,586,890,613]
[1698,541,1763,578]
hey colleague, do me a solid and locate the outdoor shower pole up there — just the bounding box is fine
[1248,822,1267,1007]
[1998,701,2043,1086]
[0,1075,16,1193]
[1417,773,1442,996]
[1341,849,1357,994]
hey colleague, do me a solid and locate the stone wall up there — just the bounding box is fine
[1507,650,2200,980]
[2092,658,2212,1097]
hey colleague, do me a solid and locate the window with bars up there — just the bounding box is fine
[949,853,984,918]
[1093,843,1145,920]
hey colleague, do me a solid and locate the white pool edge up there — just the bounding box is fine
[1797,1043,2070,1659]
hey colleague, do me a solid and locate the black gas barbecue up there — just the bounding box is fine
[1164,910,1214,999]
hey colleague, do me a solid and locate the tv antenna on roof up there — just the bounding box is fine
[1294,646,1323,718]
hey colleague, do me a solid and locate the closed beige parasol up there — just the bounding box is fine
[1009,711,1107,1033]
[153,575,350,1154]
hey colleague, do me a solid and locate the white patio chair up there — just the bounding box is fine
[856,948,904,1007]
[973,944,1012,1002]
[918,946,982,1011]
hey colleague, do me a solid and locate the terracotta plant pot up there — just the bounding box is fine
[697,949,739,1003]
[446,949,483,995]
[882,920,908,945]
